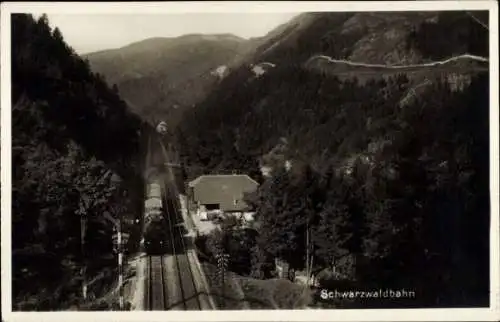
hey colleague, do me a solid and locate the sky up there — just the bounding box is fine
[45,13,300,54]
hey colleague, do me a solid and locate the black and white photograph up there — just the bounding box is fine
[1,1,499,321]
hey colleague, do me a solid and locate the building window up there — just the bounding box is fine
[205,204,220,211]
[233,199,239,206]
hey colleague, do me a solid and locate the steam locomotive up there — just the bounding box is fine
[144,221,169,254]
[143,181,169,254]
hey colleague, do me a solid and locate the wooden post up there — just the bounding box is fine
[222,255,225,300]
[308,255,314,286]
[306,222,310,279]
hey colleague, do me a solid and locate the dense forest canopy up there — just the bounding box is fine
[11,14,151,310]
[176,11,490,308]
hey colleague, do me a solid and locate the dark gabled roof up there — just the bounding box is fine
[188,174,259,188]
[188,174,259,212]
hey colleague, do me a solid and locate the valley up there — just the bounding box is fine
[7,8,493,313]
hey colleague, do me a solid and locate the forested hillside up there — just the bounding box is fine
[176,11,490,307]
[11,14,150,310]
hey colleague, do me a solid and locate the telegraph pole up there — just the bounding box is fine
[81,214,87,301]
[215,235,229,302]
[118,218,124,310]
[106,211,128,310]
[217,251,229,300]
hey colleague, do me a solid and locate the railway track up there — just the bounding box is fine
[145,255,167,310]
[142,133,208,310]
[163,187,203,310]
[143,188,204,310]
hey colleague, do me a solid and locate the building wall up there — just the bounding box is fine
[221,211,256,225]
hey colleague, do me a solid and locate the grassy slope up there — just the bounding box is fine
[201,263,312,309]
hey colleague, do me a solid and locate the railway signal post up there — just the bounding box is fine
[106,211,129,310]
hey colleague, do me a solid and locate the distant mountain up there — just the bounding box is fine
[221,11,488,84]
[85,34,252,126]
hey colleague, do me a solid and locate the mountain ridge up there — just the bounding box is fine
[85,33,251,125]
